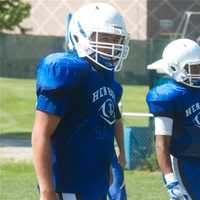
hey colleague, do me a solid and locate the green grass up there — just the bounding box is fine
[122,84,149,113]
[0,161,168,200]
[0,161,38,200]
[122,84,150,127]
[126,170,168,200]
[0,77,149,135]
[0,78,35,134]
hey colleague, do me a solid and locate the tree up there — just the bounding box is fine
[0,0,31,34]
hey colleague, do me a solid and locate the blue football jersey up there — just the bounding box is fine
[36,51,123,195]
[146,79,200,158]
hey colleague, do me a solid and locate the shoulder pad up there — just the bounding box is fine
[36,52,89,92]
[146,81,185,103]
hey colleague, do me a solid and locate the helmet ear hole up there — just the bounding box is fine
[170,66,176,72]
[74,35,79,42]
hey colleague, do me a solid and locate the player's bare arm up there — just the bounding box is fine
[32,110,60,200]
[155,135,173,175]
[115,118,126,168]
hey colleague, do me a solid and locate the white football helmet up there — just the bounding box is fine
[66,3,129,71]
[147,38,200,88]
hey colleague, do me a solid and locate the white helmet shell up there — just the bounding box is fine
[66,3,129,71]
[147,38,200,87]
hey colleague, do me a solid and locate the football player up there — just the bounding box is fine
[32,3,129,200]
[146,38,200,200]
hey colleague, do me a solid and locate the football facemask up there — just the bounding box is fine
[183,63,200,87]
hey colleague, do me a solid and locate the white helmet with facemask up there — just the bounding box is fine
[66,3,129,71]
[147,38,200,88]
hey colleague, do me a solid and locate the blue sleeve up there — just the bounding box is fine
[147,100,175,118]
[36,93,69,117]
[146,84,178,118]
[36,53,85,117]
[116,105,121,120]
[115,82,123,103]
[115,83,123,119]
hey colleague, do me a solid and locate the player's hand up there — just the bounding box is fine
[118,151,126,169]
[40,190,58,200]
[167,181,188,199]
[164,173,189,200]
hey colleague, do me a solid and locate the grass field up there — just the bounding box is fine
[0,78,35,135]
[0,161,168,200]
[0,77,167,200]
